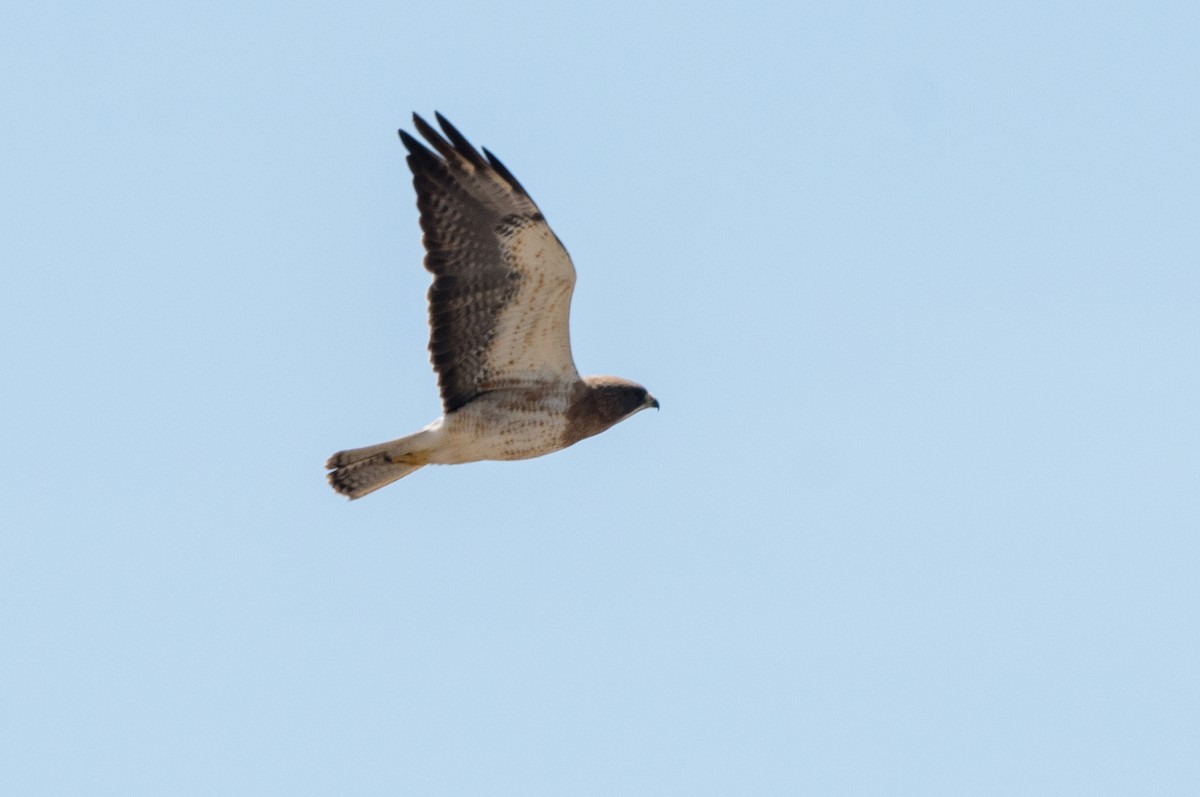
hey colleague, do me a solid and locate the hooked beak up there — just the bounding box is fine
[648,395,660,410]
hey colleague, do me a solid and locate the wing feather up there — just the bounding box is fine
[402,113,579,413]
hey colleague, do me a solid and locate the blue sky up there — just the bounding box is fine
[3,1,1198,794]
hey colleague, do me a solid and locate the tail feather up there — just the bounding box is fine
[325,433,434,499]
[327,453,424,499]
[325,440,402,470]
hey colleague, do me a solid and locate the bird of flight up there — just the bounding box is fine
[325,113,658,498]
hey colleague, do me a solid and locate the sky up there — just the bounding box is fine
[2,1,1198,794]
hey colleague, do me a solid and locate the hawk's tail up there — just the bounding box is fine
[325,438,430,499]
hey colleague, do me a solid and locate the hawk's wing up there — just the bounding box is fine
[400,113,579,414]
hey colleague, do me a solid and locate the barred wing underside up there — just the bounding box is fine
[400,113,579,413]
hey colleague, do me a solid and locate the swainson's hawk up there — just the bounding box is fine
[326,113,658,498]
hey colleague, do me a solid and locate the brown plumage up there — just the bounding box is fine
[325,113,657,499]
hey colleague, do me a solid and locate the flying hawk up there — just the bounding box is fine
[325,113,658,498]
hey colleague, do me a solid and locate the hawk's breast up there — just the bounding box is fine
[426,384,576,463]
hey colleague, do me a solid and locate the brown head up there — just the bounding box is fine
[562,375,659,447]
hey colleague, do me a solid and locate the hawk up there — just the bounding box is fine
[325,113,658,499]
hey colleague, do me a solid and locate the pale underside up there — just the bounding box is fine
[479,221,578,391]
[399,386,580,466]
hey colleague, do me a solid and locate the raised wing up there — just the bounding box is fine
[399,113,579,413]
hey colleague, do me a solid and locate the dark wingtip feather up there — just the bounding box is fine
[408,113,453,160]
[411,112,437,141]
[397,128,425,155]
[398,128,443,177]
[482,147,528,196]
[401,113,533,200]
[434,112,487,168]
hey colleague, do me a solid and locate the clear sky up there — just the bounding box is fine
[3,1,1198,794]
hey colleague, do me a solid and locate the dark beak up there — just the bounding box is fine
[648,395,660,410]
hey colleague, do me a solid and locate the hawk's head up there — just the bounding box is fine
[564,376,658,445]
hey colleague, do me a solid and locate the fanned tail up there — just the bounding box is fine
[325,433,433,499]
